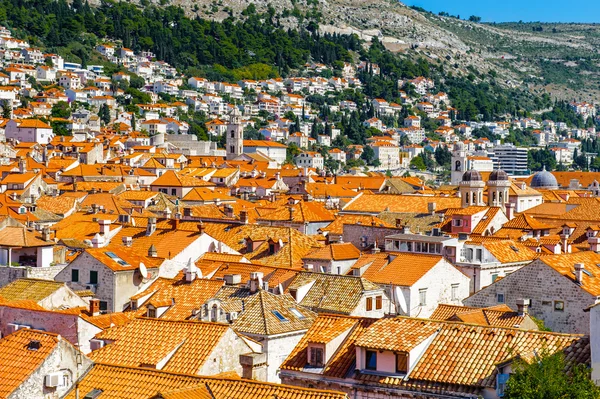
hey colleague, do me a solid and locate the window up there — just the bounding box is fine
[71,269,79,283]
[289,308,305,319]
[89,270,98,285]
[451,284,459,301]
[476,249,482,261]
[289,289,297,300]
[171,189,176,196]
[554,300,564,311]
[375,296,383,310]
[309,347,324,367]
[99,301,108,312]
[419,289,427,306]
[366,297,373,311]
[497,293,505,304]
[491,274,499,283]
[396,353,408,374]
[272,310,288,322]
[497,373,509,397]
[365,350,377,370]
[147,307,156,318]
[453,219,462,227]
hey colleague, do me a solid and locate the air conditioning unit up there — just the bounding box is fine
[89,339,105,351]
[6,323,19,334]
[45,372,63,387]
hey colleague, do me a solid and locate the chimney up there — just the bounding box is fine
[574,263,584,285]
[91,204,99,214]
[198,222,205,235]
[428,202,436,215]
[18,157,26,174]
[371,244,381,254]
[560,233,570,254]
[240,210,248,224]
[41,227,51,242]
[249,271,264,293]
[122,236,133,247]
[289,206,295,221]
[99,219,111,235]
[89,298,101,316]
[224,274,242,285]
[590,235,600,252]
[504,202,515,220]
[148,244,158,258]
[146,217,156,236]
[516,298,530,316]
[224,204,234,218]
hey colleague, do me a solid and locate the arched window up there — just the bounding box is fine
[455,160,461,171]
[230,130,235,138]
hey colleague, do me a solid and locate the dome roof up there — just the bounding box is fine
[489,169,509,181]
[462,169,482,182]
[530,168,558,189]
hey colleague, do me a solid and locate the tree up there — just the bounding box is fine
[434,145,451,167]
[2,105,11,119]
[410,156,426,171]
[361,146,377,166]
[468,15,482,23]
[505,351,600,399]
[51,101,72,119]
[99,104,111,125]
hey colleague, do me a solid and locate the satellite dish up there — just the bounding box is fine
[139,262,147,278]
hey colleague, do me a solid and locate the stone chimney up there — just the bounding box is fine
[99,219,111,235]
[122,236,133,247]
[249,271,264,293]
[428,202,436,215]
[505,202,515,220]
[146,217,157,236]
[289,206,295,221]
[89,299,101,316]
[224,204,234,218]
[574,263,584,285]
[198,221,205,235]
[516,298,530,316]
[240,210,248,225]
[18,157,26,174]
[41,227,51,242]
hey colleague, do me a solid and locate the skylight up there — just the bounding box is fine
[272,310,288,322]
[289,308,305,319]
[105,251,130,266]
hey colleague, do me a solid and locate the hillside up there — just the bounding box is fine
[107,0,598,101]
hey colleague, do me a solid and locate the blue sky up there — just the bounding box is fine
[402,0,600,23]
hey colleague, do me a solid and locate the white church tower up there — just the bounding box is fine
[226,107,243,160]
[451,142,468,185]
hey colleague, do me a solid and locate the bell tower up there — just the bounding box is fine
[451,142,467,185]
[226,107,243,160]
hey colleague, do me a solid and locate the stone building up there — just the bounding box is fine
[465,251,600,334]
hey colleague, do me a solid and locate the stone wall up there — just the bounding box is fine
[0,264,66,287]
[465,260,593,334]
[343,224,404,251]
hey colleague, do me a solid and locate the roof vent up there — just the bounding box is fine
[27,340,41,351]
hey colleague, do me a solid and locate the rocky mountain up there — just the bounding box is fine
[93,0,600,101]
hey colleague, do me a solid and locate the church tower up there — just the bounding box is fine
[487,169,511,210]
[226,107,243,160]
[451,142,468,185]
[459,169,485,208]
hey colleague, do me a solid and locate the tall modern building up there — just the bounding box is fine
[490,144,529,176]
